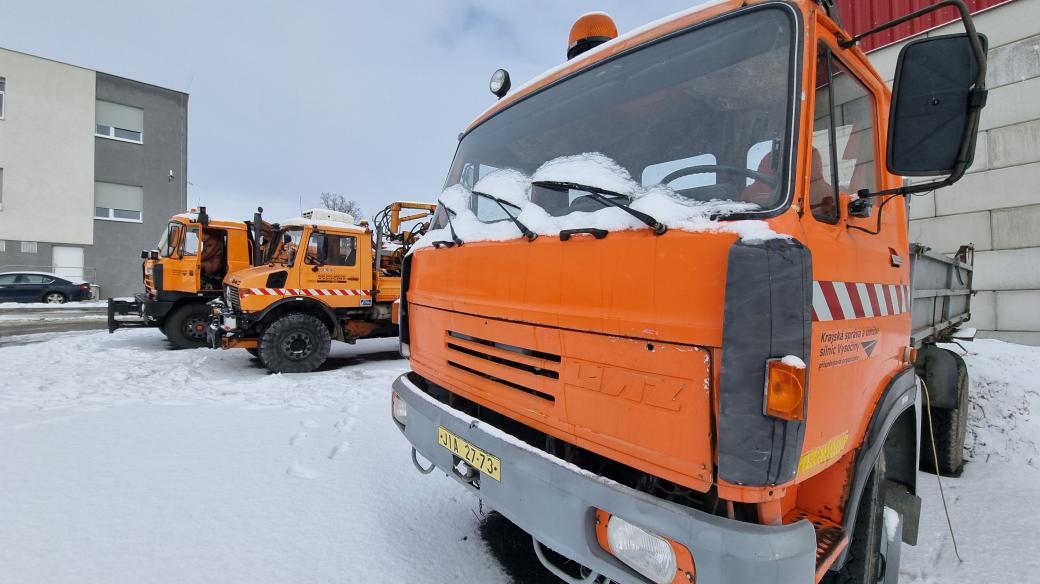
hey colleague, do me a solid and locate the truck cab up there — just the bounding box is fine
[109,208,259,348]
[210,203,435,373]
[391,2,986,583]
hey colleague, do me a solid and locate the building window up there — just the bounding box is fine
[0,167,4,211]
[94,182,143,222]
[21,241,37,254]
[0,77,5,119]
[0,240,5,253]
[95,100,143,143]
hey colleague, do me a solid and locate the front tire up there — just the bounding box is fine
[823,453,886,584]
[43,292,67,304]
[258,313,331,373]
[166,303,212,349]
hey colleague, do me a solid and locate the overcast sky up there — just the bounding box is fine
[1,1,700,222]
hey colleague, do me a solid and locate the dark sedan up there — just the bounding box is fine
[0,272,93,304]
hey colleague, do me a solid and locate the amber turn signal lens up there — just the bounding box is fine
[764,359,806,420]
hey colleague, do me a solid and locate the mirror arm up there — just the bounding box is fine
[838,0,988,86]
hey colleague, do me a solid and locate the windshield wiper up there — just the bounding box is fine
[531,180,667,236]
[472,190,537,241]
[432,199,464,248]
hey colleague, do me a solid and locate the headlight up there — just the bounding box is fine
[606,515,677,584]
[391,391,408,426]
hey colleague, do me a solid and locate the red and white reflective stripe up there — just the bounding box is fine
[813,281,910,321]
[240,288,370,298]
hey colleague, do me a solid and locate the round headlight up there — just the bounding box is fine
[489,69,511,98]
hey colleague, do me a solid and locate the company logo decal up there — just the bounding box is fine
[817,326,880,369]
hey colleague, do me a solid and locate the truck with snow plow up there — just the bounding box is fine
[208,202,435,373]
[390,2,986,583]
[107,207,271,349]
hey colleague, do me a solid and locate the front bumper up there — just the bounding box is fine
[206,303,257,349]
[393,372,818,584]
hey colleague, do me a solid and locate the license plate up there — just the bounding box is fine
[437,426,501,481]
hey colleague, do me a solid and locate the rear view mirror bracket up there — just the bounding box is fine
[840,0,988,200]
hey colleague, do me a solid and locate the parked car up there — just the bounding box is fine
[0,272,93,304]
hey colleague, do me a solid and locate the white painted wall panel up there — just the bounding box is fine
[0,49,94,245]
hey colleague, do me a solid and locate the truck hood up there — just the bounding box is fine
[224,264,288,288]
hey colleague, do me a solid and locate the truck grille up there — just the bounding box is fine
[445,331,560,402]
[226,285,242,311]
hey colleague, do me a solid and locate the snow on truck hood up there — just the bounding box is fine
[410,152,786,252]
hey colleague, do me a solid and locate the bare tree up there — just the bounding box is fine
[318,192,363,218]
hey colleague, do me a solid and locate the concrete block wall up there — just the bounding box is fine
[868,0,1040,345]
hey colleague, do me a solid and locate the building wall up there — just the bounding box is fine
[862,0,1040,345]
[87,73,188,297]
[0,48,95,248]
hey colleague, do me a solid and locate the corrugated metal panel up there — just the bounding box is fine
[834,0,1016,52]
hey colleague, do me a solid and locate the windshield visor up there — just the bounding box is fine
[446,6,796,215]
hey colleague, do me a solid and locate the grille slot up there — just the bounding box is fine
[444,330,560,402]
[227,285,241,311]
[446,342,559,379]
[447,361,555,402]
[447,331,561,362]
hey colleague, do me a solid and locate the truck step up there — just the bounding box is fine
[785,510,847,581]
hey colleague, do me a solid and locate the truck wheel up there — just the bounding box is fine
[158,320,169,338]
[824,453,886,584]
[258,313,331,373]
[166,304,211,349]
[921,352,969,476]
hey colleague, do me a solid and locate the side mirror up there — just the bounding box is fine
[282,233,293,244]
[149,250,160,260]
[317,236,329,265]
[888,33,988,176]
[140,250,149,259]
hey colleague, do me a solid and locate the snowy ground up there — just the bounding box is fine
[0,331,1036,583]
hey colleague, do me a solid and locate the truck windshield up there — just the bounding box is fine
[445,6,796,216]
[270,227,305,266]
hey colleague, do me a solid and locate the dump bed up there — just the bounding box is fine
[909,242,974,347]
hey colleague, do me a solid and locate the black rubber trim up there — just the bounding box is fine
[833,366,917,568]
[717,237,812,486]
[399,253,413,348]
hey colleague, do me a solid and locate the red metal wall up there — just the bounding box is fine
[834,0,1015,52]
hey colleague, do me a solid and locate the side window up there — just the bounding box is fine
[181,228,200,257]
[305,233,357,266]
[0,274,16,284]
[811,43,878,223]
[22,275,52,284]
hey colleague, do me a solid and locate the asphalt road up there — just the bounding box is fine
[0,307,109,343]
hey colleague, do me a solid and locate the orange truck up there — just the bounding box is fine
[391,2,986,583]
[108,207,270,348]
[208,202,435,373]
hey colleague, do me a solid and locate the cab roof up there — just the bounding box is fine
[279,217,368,234]
[170,213,248,230]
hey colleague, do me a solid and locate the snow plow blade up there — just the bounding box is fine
[107,295,152,333]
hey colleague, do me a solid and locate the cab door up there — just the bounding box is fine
[797,22,911,477]
[297,230,372,308]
